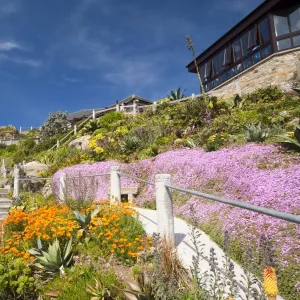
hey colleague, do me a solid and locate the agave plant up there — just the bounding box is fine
[168,87,186,101]
[244,123,269,142]
[277,124,300,150]
[120,135,140,154]
[86,279,111,300]
[72,207,99,237]
[28,238,73,277]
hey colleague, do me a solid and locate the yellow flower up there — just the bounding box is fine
[263,267,279,299]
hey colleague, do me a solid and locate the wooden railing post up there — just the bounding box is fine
[110,166,121,204]
[59,173,66,202]
[13,166,20,199]
[155,174,174,245]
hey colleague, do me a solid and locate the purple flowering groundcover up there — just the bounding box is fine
[53,144,300,268]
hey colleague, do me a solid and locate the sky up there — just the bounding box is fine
[0,0,264,128]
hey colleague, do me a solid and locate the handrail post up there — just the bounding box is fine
[152,101,157,113]
[59,173,66,202]
[74,124,77,135]
[155,174,174,245]
[110,166,121,204]
[57,140,60,148]
[92,110,96,120]
[13,166,20,199]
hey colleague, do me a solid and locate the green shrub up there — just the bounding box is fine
[0,254,37,300]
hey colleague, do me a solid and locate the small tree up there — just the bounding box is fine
[40,111,69,141]
[186,35,206,96]
[168,87,186,101]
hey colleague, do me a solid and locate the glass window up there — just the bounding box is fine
[236,63,243,74]
[290,7,300,33]
[248,26,258,49]
[218,50,225,72]
[277,38,292,50]
[241,32,249,57]
[262,45,272,58]
[212,56,219,76]
[293,35,300,47]
[227,67,236,79]
[208,81,214,90]
[233,39,242,61]
[252,51,261,64]
[200,64,206,82]
[220,72,227,83]
[243,57,253,69]
[214,77,220,87]
[259,17,270,44]
[224,45,233,66]
[273,15,289,36]
[204,60,212,79]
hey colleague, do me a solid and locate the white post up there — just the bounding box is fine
[74,124,77,135]
[57,140,60,148]
[191,93,195,99]
[116,104,120,112]
[120,103,125,112]
[30,126,33,130]
[132,100,137,116]
[110,166,121,204]
[1,159,6,179]
[152,101,157,113]
[59,173,67,202]
[13,166,20,199]
[19,127,22,133]
[92,110,96,120]
[155,174,174,245]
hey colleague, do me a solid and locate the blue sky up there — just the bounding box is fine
[0,0,263,128]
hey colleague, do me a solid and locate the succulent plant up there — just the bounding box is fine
[72,207,99,237]
[86,279,111,300]
[244,123,269,142]
[277,124,300,150]
[28,238,73,277]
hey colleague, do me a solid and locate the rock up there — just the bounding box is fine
[42,182,52,198]
[0,178,9,188]
[23,161,48,178]
[68,135,91,151]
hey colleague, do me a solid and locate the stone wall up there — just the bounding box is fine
[208,47,300,99]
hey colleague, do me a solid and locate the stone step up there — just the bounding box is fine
[0,212,9,221]
[0,198,12,204]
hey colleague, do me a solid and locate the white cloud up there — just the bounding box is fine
[0,53,42,67]
[0,0,20,16]
[0,41,24,51]
[62,75,83,83]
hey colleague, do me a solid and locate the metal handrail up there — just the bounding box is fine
[19,177,53,181]
[66,173,110,179]
[165,183,300,225]
[118,172,155,186]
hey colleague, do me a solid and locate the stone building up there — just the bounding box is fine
[186,0,300,98]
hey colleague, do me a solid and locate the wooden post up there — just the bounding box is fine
[59,173,66,202]
[110,166,121,204]
[155,174,174,245]
[13,166,20,199]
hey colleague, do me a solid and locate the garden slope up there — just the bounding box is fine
[53,144,300,270]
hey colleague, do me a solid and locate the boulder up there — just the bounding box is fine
[68,135,91,151]
[23,161,48,178]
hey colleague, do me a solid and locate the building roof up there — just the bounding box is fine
[67,108,103,121]
[107,94,152,108]
[186,0,282,72]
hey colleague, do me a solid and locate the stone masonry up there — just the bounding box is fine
[208,47,300,99]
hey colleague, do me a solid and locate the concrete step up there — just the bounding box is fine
[0,198,12,204]
[0,212,9,221]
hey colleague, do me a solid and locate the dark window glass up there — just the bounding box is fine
[277,38,292,50]
[248,26,258,49]
[274,15,289,36]
[243,57,253,69]
[212,56,219,76]
[204,84,209,92]
[218,50,225,72]
[224,45,233,66]
[293,35,300,46]
[241,32,249,57]
[252,51,261,64]
[203,60,212,79]
[208,81,214,90]
[200,65,206,82]
[262,45,272,58]
[236,63,243,74]
[259,17,270,44]
[220,72,227,83]
[290,7,300,33]
[214,77,220,87]
[233,39,242,61]
[227,67,236,79]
